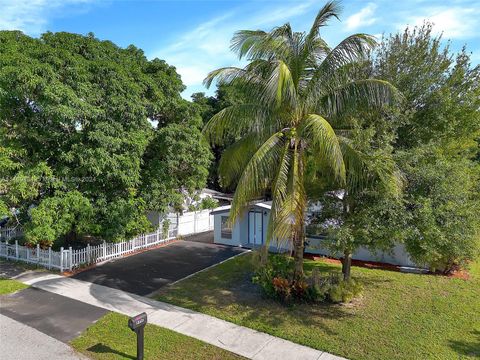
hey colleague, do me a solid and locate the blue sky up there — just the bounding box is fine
[1,0,479,98]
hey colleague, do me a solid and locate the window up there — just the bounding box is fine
[221,216,232,239]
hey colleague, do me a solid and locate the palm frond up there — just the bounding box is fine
[203,104,271,145]
[305,34,377,98]
[273,142,306,243]
[262,60,297,107]
[229,132,286,225]
[203,67,246,88]
[320,33,376,70]
[300,114,345,183]
[218,135,263,189]
[266,140,291,244]
[306,1,342,43]
[319,79,400,118]
[230,29,290,61]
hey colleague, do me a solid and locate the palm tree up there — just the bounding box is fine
[203,1,399,279]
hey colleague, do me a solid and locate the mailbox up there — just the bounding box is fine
[128,312,147,360]
[128,312,147,331]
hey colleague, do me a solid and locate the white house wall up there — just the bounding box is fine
[305,238,417,268]
[212,206,419,268]
[213,212,245,246]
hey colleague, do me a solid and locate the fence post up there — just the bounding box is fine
[60,247,64,272]
[103,241,106,260]
[48,247,52,269]
[194,212,197,234]
[87,244,91,263]
[156,228,160,242]
[69,246,73,271]
[26,245,29,262]
[15,240,19,259]
[5,238,9,259]
[37,244,40,264]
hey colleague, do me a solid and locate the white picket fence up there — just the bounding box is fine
[0,228,177,272]
[0,227,22,240]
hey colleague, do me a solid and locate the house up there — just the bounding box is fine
[211,201,419,268]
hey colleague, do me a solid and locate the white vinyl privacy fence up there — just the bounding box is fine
[167,209,214,236]
[0,228,177,272]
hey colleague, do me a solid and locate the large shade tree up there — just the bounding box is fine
[203,1,399,278]
[0,31,211,245]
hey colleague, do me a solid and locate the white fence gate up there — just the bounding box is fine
[0,228,177,272]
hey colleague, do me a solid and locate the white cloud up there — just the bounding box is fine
[344,3,377,31]
[403,7,479,39]
[0,0,94,35]
[151,1,317,98]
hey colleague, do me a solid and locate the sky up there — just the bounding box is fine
[0,0,479,99]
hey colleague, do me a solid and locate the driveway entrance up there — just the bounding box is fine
[73,235,246,296]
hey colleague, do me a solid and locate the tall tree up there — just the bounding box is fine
[204,1,398,278]
[0,31,210,245]
[356,24,480,272]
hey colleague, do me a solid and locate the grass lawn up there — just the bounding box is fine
[156,253,480,360]
[71,312,244,360]
[0,277,29,295]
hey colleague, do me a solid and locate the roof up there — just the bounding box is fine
[202,188,234,201]
[210,201,272,215]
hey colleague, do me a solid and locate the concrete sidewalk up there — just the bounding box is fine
[16,272,347,360]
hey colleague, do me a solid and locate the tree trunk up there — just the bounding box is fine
[292,138,305,280]
[293,230,305,279]
[342,250,352,281]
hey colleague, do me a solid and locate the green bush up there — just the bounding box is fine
[308,269,363,303]
[252,252,362,304]
[328,278,363,303]
[252,252,296,300]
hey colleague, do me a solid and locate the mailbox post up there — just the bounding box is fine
[128,312,147,360]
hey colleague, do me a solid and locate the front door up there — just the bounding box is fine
[248,211,263,246]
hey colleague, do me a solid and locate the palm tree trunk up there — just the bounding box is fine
[292,144,306,280]
[341,192,352,281]
[293,228,305,279]
[342,250,352,280]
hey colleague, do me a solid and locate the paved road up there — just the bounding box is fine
[0,314,88,360]
[0,287,108,342]
[73,238,246,296]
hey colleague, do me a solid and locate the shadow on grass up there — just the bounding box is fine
[449,330,480,358]
[86,343,135,359]
[163,267,361,337]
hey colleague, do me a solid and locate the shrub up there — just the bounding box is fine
[328,278,363,303]
[200,197,219,210]
[162,219,171,239]
[252,252,362,304]
[252,252,296,301]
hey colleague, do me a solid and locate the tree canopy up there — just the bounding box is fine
[0,31,211,246]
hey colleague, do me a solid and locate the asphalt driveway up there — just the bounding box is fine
[0,287,108,343]
[73,235,247,296]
